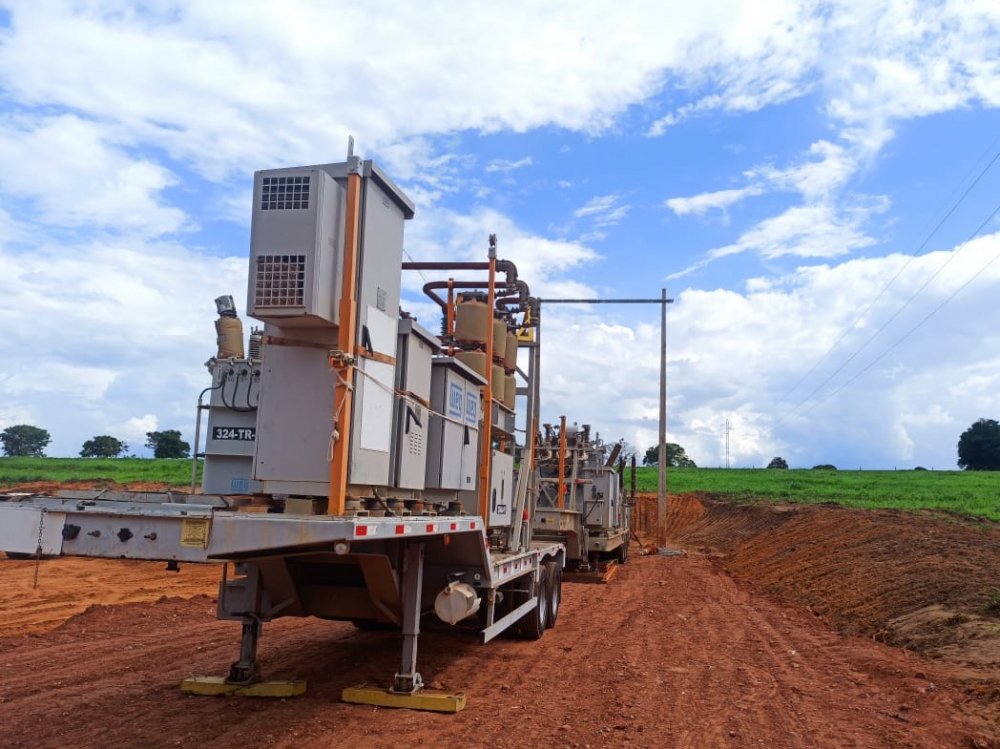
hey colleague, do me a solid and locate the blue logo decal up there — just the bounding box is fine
[448,382,464,419]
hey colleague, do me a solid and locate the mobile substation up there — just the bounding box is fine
[0,146,631,711]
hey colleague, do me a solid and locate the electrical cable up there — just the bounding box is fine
[766,137,1000,432]
[771,137,1000,413]
[795,200,1000,418]
[220,369,257,413]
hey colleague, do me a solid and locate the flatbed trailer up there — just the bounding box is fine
[0,489,563,708]
[0,147,616,710]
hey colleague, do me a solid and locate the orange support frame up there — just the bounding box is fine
[477,257,497,524]
[328,168,363,516]
[558,414,567,509]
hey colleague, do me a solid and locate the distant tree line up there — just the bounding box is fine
[643,443,697,468]
[0,424,190,459]
[5,416,1000,470]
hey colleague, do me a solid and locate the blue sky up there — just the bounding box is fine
[2,0,1000,470]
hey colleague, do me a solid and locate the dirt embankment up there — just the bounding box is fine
[0,490,998,747]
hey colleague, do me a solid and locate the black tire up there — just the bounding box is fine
[350,618,398,632]
[615,538,629,565]
[544,560,562,628]
[516,566,549,640]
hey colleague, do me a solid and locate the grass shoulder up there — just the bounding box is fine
[627,466,1000,522]
[0,457,198,489]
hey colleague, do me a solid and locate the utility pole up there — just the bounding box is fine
[725,418,731,469]
[657,288,668,548]
[535,291,674,547]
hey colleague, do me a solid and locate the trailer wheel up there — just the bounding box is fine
[544,560,562,628]
[617,539,629,565]
[516,566,549,640]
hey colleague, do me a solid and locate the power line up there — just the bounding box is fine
[766,138,1000,433]
[771,137,1000,413]
[796,200,1000,418]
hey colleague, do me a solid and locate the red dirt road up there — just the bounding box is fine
[1,493,998,748]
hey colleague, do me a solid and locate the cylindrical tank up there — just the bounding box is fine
[492,317,506,359]
[454,299,490,344]
[434,581,481,624]
[215,316,244,359]
[504,331,518,371]
[504,374,516,409]
[491,364,504,402]
[456,350,489,379]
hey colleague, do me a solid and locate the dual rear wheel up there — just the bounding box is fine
[516,559,562,640]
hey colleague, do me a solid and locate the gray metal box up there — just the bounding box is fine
[426,358,485,491]
[253,343,337,492]
[248,168,345,327]
[391,320,440,489]
[242,159,415,497]
[347,173,412,487]
[394,318,438,398]
[488,450,514,526]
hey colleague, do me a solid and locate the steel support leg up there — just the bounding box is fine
[224,563,265,685]
[227,617,263,684]
[392,541,425,694]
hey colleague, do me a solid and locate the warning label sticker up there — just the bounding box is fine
[180,518,211,548]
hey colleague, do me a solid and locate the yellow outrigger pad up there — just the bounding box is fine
[181,676,306,697]
[565,561,619,584]
[342,685,466,713]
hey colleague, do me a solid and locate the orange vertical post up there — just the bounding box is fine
[477,256,497,525]
[328,167,363,516]
[558,414,567,509]
[446,280,455,339]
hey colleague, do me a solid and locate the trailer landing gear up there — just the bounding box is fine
[181,601,307,697]
[342,542,467,713]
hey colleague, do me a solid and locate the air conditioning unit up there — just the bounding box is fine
[247,168,345,327]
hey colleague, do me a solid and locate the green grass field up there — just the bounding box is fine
[3,458,998,522]
[0,457,200,488]
[626,466,1000,521]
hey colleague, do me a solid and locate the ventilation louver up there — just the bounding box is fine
[253,255,306,307]
[261,176,310,210]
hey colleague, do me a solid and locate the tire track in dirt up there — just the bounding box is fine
[1,552,989,749]
[4,487,1000,749]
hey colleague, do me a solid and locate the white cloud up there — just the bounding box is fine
[544,233,1000,468]
[0,237,248,456]
[573,194,631,227]
[485,156,533,173]
[711,200,886,261]
[746,141,857,199]
[403,203,601,299]
[667,138,887,274]
[117,414,160,450]
[666,185,765,216]
[0,114,188,236]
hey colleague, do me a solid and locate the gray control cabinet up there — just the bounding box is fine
[347,172,411,487]
[585,472,620,528]
[488,450,514,527]
[247,168,345,327]
[426,358,484,491]
[245,160,415,497]
[253,342,337,492]
[391,319,440,489]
